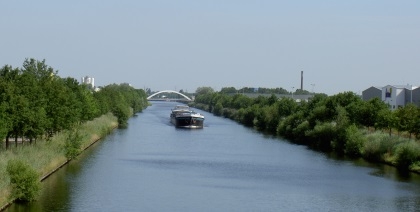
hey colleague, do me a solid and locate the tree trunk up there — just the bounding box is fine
[6,136,9,149]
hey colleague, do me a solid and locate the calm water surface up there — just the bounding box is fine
[6,102,420,211]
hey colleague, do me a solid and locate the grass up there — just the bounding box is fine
[362,131,420,172]
[0,113,118,208]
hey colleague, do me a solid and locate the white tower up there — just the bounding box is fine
[81,76,95,88]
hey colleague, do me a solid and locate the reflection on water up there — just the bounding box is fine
[5,101,420,212]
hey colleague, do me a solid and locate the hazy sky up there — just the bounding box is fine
[1,1,419,95]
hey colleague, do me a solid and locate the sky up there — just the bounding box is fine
[1,0,419,95]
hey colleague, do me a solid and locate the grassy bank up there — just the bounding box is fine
[0,113,118,209]
[363,131,420,172]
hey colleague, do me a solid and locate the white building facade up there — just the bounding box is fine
[81,76,95,89]
[363,85,419,110]
[382,85,406,110]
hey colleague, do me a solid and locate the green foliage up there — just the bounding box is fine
[231,94,252,109]
[213,102,223,116]
[278,111,310,143]
[195,86,214,95]
[395,141,420,170]
[94,83,147,127]
[344,125,366,157]
[0,113,118,207]
[0,102,11,140]
[375,108,396,136]
[235,106,257,127]
[194,86,420,172]
[6,160,41,202]
[222,108,235,119]
[276,97,298,118]
[64,129,83,160]
[395,104,418,138]
[305,122,336,151]
[220,87,237,94]
[112,103,131,128]
[362,133,390,161]
[330,106,350,153]
[0,59,148,146]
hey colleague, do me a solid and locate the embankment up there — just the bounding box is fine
[0,113,118,211]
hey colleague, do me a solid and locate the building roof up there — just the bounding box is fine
[383,85,420,90]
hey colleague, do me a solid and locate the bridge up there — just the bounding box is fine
[147,90,193,101]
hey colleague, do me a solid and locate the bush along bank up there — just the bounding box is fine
[190,89,420,173]
[0,113,119,210]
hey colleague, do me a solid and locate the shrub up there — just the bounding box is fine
[363,133,386,161]
[64,129,83,160]
[395,142,420,170]
[305,122,336,151]
[213,102,223,116]
[292,120,310,143]
[112,103,131,128]
[237,107,256,127]
[222,108,236,119]
[6,160,41,202]
[344,125,366,157]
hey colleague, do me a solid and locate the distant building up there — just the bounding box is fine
[362,85,420,109]
[362,86,382,101]
[81,76,95,89]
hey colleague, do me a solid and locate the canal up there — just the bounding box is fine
[6,101,420,211]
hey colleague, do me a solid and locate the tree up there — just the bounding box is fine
[195,87,214,95]
[395,104,418,138]
[354,98,387,129]
[231,94,252,109]
[220,87,237,94]
[324,92,360,120]
[414,107,420,139]
[344,124,366,157]
[0,66,19,147]
[15,70,47,143]
[92,83,148,127]
[43,78,80,137]
[375,108,396,136]
[331,106,350,153]
[213,102,223,116]
[0,75,12,144]
[0,102,10,142]
[9,94,32,146]
[22,58,57,81]
[276,97,298,118]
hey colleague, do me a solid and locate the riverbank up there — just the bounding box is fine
[0,113,118,210]
[189,102,420,175]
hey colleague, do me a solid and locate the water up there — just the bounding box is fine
[6,102,420,211]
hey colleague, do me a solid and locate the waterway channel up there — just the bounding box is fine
[6,101,420,211]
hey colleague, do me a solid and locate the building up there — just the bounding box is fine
[362,86,382,101]
[362,85,420,110]
[81,76,95,89]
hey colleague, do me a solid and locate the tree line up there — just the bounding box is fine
[192,87,420,171]
[0,59,148,149]
[219,86,312,95]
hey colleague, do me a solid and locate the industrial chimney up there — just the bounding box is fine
[300,71,303,91]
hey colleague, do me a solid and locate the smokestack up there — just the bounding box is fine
[301,71,303,91]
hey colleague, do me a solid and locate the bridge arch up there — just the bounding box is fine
[147,90,192,101]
